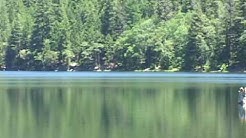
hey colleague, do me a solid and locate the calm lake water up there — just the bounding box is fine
[1,71,246,138]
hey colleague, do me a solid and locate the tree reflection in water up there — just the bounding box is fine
[238,88,246,121]
[0,76,246,138]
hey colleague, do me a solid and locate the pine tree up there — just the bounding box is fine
[0,0,11,68]
[100,0,127,39]
[209,1,227,70]
[225,0,245,70]
[51,2,73,70]
[5,14,23,70]
[124,0,142,27]
[156,0,174,21]
[231,0,246,69]
[182,12,209,71]
[0,0,244,71]
[29,0,54,70]
[23,0,36,7]
[181,0,194,12]
[142,0,156,18]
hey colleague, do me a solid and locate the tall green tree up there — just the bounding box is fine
[141,0,156,18]
[231,0,246,69]
[156,0,174,21]
[29,0,55,70]
[208,1,227,70]
[0,0,11,67]
[182,12,210,71]
[23,0,36,7]
[100,0,128,39]
[181,0,194,12]
[5,14,23,70]
[0,0,245,71]
[224,0,245,70]
[52,2,74,70]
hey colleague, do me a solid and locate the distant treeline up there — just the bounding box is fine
[0,0,245,71]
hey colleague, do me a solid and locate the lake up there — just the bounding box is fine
[0,71,246,138]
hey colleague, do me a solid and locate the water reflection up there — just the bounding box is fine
[239,105,246,121]
[0,77,246,138]
[238,88,246,121]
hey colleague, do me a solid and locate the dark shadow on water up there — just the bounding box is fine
[174,86,201,121]
[7,88,20,108]
[30,88,50,126]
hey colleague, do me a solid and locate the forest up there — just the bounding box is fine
[0,0,245,71]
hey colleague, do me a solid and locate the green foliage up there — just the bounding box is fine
[114,19,156,70]
[0,0,11,67]
[5,14,23,70]
[156,0,175,21]
[0,0,245,71]
[220,63,229,72]
[182,12,213,71]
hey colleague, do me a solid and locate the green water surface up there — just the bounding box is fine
[0,72,246,138]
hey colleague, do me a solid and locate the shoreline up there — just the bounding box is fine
[0,69,239,73]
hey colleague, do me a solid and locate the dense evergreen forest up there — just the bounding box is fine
[0,0,245,71]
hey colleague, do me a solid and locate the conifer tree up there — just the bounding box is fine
[0,0,245,71]
[29,0,54,70]
[5,14,23,70]
[182,12,210,71]
[231,0,246,69]
[52,2,73,70]
[156,0,174,21]
[225,0,245,70]
[100,0,127,39]
[0,0,11,67]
